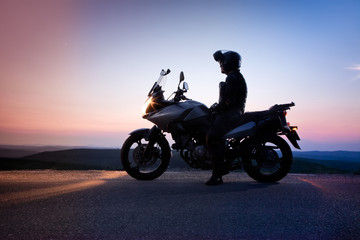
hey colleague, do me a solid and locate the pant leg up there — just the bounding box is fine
[206,110,241,176]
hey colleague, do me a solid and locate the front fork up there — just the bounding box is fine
[143,125,163,157]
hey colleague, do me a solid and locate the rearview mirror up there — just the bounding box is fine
[179,71,184,82]
[182,82,189,92]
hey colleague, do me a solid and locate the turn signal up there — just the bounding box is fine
[290,126,298,131]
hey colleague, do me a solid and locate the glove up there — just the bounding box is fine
[210,103,218,111]
[210,102,224,114]
[210,103,219,113]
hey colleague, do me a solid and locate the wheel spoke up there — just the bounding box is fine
[242,136,292,182]
[121,130,171,180]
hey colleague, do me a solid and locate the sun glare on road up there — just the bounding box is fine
[0,171,127,205]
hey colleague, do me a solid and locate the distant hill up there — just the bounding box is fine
[1,147,359,174]
[296,159,360,172]
[1,145,359,161]
[293,151,360,173]
[0,144,82,158]
[22,149,122,170]
[0,145,81,158]
[291,158,348,174]
[293,151,360,162]
[0,149,39,158]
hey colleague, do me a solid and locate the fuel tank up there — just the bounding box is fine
[147,100,209,132]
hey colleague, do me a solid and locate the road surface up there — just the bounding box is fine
[0,170,359,239]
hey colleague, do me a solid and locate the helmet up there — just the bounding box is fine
[213,50,241,72]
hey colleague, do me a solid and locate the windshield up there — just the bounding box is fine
[156,72,168,89]
[148,69,170,96]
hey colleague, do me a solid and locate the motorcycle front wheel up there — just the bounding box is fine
[243,135,292,182]
[121,129,171,180]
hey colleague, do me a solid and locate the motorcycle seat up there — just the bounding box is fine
[242,110,270,122]
[223,121,256,139]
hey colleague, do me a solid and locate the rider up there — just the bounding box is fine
[206,50,248,185]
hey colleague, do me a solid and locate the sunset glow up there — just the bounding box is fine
[0,0,359,150]
[347,65,360,70]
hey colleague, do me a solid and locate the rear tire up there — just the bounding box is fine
[243,135,292,182]
[121,129,171,180]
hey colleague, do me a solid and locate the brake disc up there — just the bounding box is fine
[133,144,158,167]
[256,147,279,168]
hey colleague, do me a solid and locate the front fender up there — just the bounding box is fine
[129,126,163,141]
[129,128,149,137]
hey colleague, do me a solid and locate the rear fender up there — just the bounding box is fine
[284,128,301,149]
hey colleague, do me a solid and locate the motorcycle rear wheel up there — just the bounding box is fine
[243,135,292,182]
[121,130,171,180]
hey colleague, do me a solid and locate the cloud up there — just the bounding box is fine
[351,74,360,82]
[347,64,360,70]
[346,64,360,83]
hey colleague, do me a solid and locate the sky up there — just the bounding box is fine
[0,0,359,151]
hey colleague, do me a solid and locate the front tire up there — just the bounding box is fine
[121,129,171,180]
[243,135,292,182]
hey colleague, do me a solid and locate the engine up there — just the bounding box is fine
[175,140,211,169]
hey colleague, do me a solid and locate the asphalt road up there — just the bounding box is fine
[0,170,359,240]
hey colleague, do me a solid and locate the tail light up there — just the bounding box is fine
[290,126,298,131]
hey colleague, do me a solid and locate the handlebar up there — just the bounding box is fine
[269,102,295,112]
[174,89,190,102]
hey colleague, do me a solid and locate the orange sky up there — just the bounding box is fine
[0,0,359,150]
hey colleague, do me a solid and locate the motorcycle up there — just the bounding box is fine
[121,69,300,182]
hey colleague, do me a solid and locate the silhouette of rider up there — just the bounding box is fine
[206,50,247,185]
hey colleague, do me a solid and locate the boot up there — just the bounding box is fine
[206,174,223,186]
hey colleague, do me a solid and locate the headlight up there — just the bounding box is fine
[141,97,152,116]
